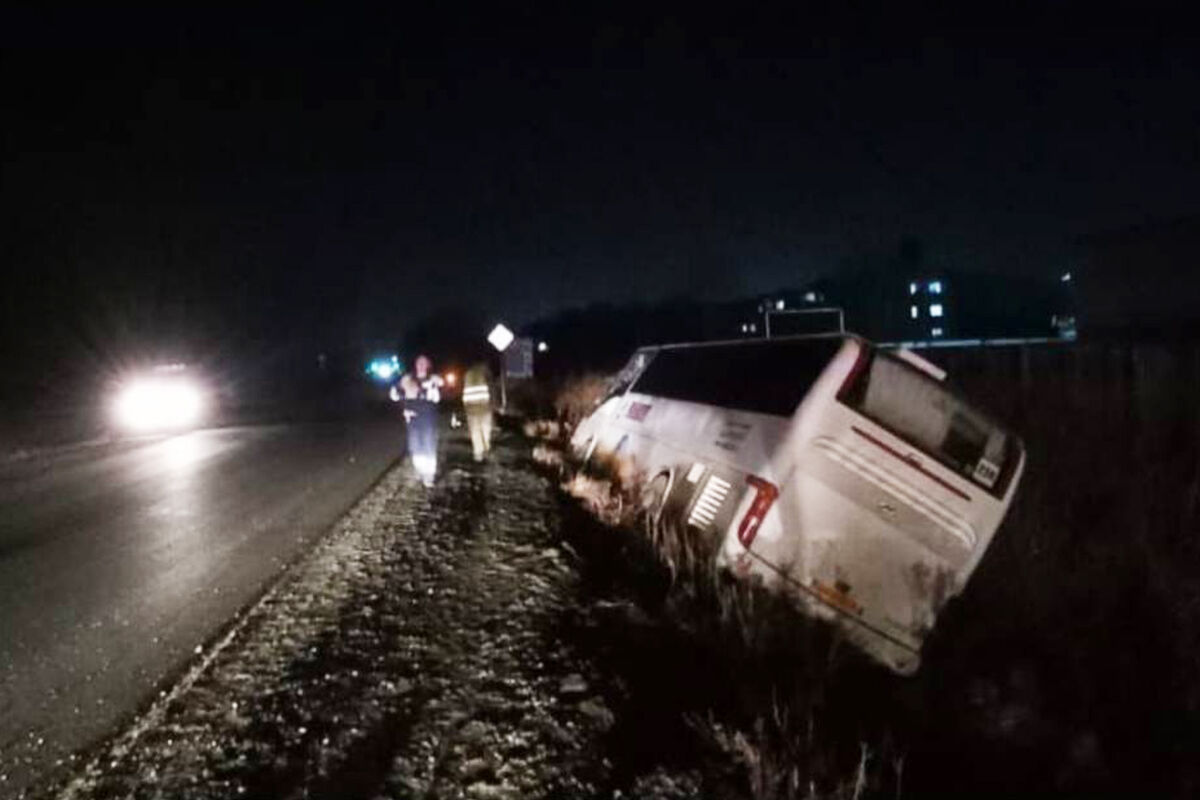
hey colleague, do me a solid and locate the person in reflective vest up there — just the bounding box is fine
[397,354,443,486]
[462,361,494,462]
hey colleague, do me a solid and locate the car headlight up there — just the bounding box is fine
[114,378,205,432]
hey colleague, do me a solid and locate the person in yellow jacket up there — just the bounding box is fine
[461,362,494,462]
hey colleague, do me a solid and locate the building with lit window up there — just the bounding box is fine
[525,267,1074,380]
[905,278,950,339]
[774,269,1074,343]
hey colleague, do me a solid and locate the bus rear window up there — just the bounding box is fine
[838,350,1019,497]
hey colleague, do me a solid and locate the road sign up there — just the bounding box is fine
[504,337,534,378]
[487,323,515,352]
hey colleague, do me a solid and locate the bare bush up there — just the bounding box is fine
[522,419,563,441]
[530,442,564,471]
[553,373,611,431]
[559,448,642,529]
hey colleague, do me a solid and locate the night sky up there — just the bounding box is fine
[3,6,1200,374]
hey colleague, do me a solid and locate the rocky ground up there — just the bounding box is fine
[25,431,730,800]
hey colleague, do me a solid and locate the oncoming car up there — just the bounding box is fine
[570,334,1025,675]
[111,363,211,435]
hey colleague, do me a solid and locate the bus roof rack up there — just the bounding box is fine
[641,331,859,352]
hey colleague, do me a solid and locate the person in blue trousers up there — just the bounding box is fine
[396,354,443,487]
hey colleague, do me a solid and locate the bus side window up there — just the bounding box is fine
[632,338,841,417]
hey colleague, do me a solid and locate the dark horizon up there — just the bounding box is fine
[4,6,1200,386]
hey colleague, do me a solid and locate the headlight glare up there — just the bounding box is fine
[114,378,204,432]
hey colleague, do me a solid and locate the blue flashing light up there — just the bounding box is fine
[367,355,403,382]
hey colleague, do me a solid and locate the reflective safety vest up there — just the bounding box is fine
[463,384,490,405]
[463,367,491,406]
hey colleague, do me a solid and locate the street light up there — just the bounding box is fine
[537,341,548,353]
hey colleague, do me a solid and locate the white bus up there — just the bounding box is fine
[570,334,1025,675]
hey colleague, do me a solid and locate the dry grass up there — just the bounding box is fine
[553,373,611,432]
[522,419,564,441]
[559,449,643,529]
[530,441,564,470]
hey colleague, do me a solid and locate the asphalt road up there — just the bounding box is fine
[0,420,402,795]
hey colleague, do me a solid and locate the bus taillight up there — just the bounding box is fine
[737,476,779,547]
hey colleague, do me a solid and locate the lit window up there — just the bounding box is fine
[929,303,944,318]
[776,299,785,310]
[909,282,918,295]
[928,280,942,294]
[804,291,816,303]
[749,323,757,333]
[931,327,944,337]
[1061,272,1072,282]
[910,305,919,319]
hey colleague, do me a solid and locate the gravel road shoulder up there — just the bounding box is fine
[32,435,631,800]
